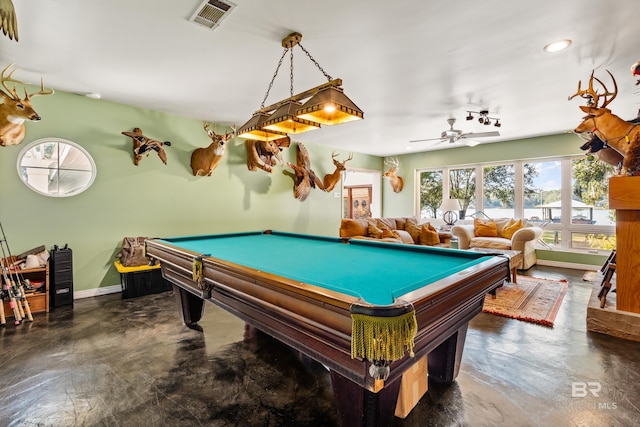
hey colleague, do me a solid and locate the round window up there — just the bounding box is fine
[17,138,96,197]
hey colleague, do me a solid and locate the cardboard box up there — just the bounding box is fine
[395,355,428,418]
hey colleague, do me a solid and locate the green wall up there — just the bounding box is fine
[0,89,381,292]
[380,134,607,267]
[1,90,603,296]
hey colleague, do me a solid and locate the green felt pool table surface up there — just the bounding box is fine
[157,230,492,305]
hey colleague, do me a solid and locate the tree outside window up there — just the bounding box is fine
[419,170,443,218]
[450,168,475,217]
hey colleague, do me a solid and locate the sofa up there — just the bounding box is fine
[451,218,543,269]
[339,217,452,247]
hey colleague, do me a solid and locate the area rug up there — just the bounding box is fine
[482,276,568,327]
[582,270,598,282]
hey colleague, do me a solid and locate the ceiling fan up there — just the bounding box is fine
[410,118,500,147]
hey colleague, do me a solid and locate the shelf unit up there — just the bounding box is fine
[2,261,49,318]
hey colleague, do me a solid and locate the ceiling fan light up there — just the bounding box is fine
[478,117,484,124]
[262,101,321,134]
[237,112,287,141]
[484,119,491,126]
[296,87,363,125]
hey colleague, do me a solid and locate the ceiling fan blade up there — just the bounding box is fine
[409,137,446,143]
[462,131,500,138]
[463,139,482,147]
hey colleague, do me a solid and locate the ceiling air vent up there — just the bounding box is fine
[189,0,236,30]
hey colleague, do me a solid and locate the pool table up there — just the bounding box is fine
[145,230,509,426]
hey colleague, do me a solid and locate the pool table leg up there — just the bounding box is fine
[427,323,468,384]
[172,284,204,326]
[329,371,401,427]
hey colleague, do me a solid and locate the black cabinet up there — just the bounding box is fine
[49,245,73,308]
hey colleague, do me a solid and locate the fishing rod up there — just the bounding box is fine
[0,222,32,323]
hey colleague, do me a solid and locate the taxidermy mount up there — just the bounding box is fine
[122,127,172,165]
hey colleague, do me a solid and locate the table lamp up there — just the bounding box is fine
[441,198,462,225]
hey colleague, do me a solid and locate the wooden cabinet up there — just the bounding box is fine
[2,262,49,318]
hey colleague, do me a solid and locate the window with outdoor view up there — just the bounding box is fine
[524,160,562,249]
[416,155,616,254]
[418,170,443,219]
[570,157,616,251]
[449,168,475,219]
[483,164,515,219]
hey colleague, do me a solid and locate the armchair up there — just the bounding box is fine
[452,218,542,269]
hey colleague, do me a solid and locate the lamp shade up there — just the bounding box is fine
[440,198,461,212]
[237,112,287,141]
[262,101,321,134]
[296,87,364,125]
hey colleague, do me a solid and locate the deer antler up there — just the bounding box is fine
[1,64,54,100]
[385,157,399,170]
[568,70,599,106]
[568,69,617,109]
[203,120,215,137]
[1,63,25,100]
[592,70,617,109]
[25,77,54,99]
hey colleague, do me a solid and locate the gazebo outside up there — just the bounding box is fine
[538,200,595,224]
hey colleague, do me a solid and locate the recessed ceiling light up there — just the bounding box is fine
[543,39,572,53]
[85,92,101,99]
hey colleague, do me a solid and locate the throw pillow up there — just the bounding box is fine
[404,218,422,244]
[382,228,401,240]
[419,223,440,246]
[368,222,384,238]
[340,219,367,237]
[377,218,397,230]
[501,218,524,239]
[474,218,498,237]
[394,230,415,244]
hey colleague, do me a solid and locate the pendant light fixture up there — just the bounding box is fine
[237,32,363,140]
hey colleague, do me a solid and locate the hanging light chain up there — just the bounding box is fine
[260,48,289,109]
[289,47,294,97]
[298,43,333,82]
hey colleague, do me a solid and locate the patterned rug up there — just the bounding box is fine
[482,276,569,327]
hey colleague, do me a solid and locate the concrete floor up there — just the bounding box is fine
[1,265,639,426]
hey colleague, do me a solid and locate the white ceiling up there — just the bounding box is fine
[2,0,640,157]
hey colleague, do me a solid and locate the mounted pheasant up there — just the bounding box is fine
[287,143,324,201]
[0,0,18,41]
[122,128,172,165]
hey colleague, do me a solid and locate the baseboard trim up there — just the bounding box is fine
[74,284,122,300]
[536,259,601,271]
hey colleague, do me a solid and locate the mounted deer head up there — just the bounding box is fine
[0,64,54,146]
[383,158,404,193]
[569,70,640,175]
[190,121,235,176]
[322,151,353,192]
